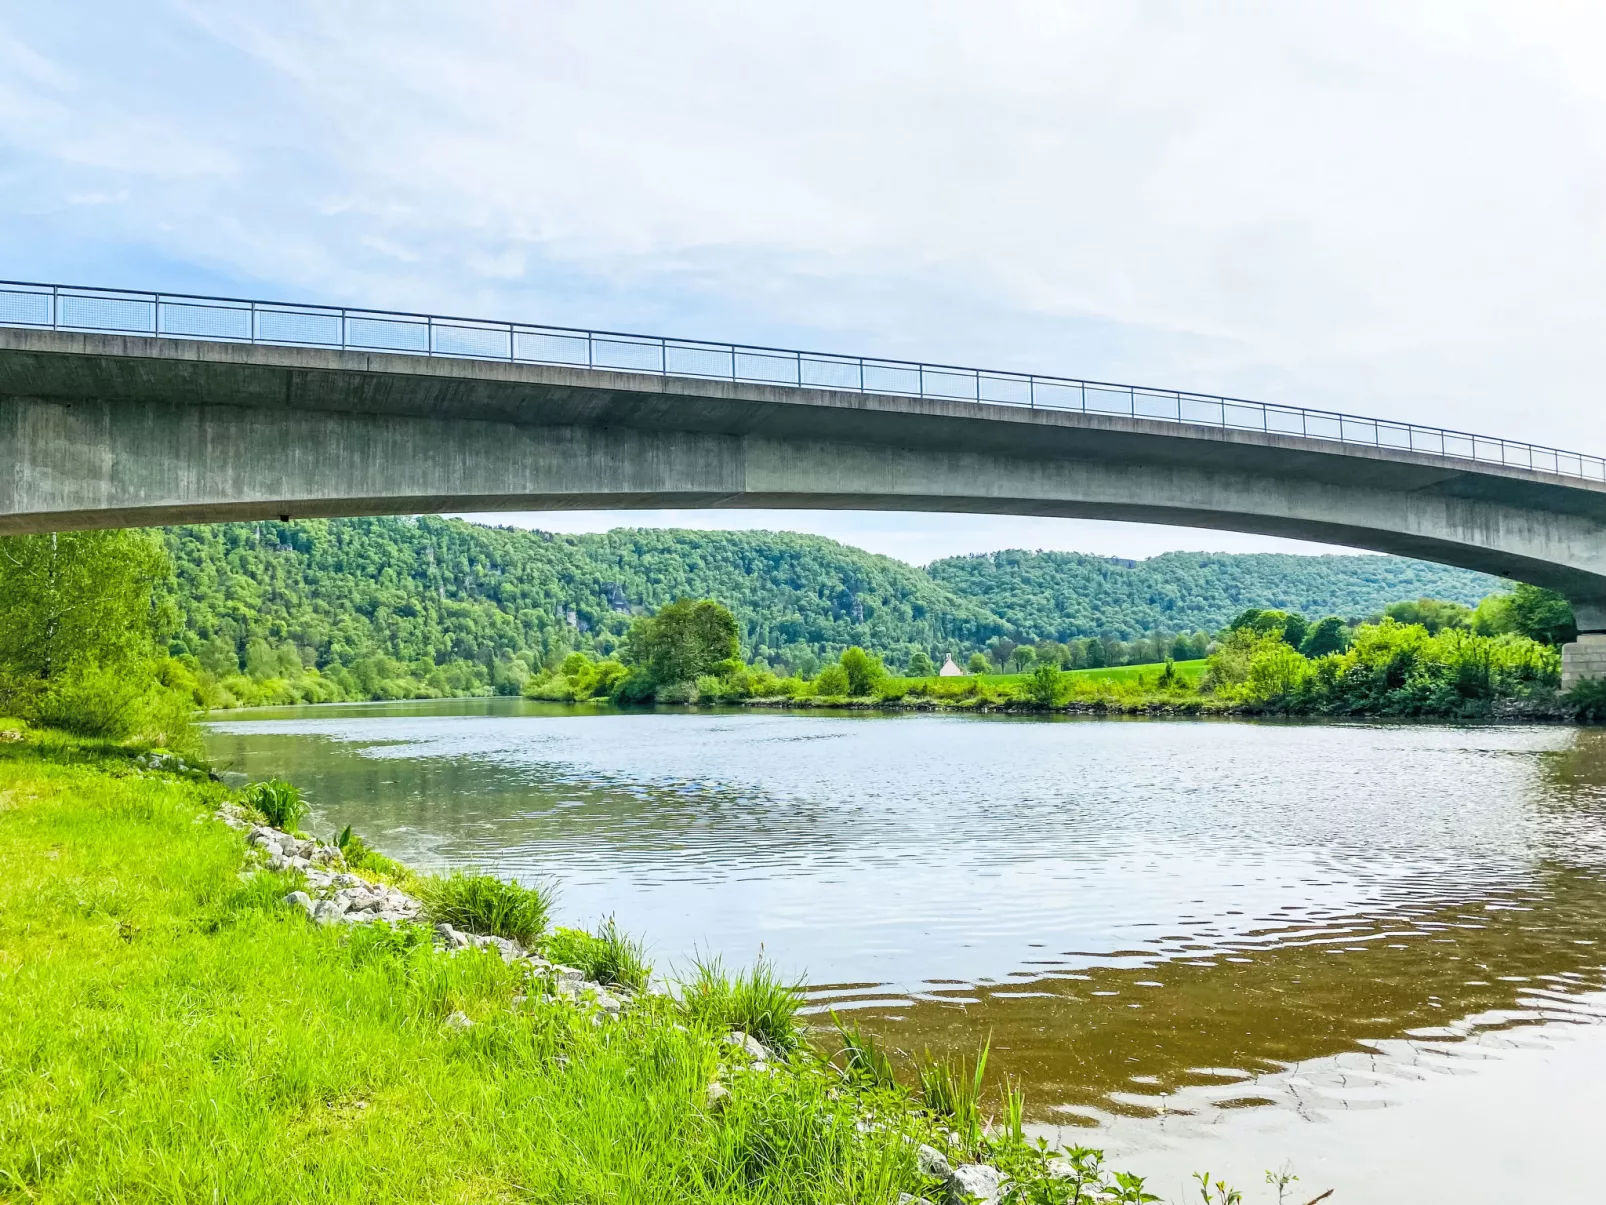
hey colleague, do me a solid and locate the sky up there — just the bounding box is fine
[3,2,1603,563]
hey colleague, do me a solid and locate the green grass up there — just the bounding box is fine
[415,869,554,946]
[545,917,653,991]
[243,777,309,830]
[677,956,805,1055]
[0,739,941,1203]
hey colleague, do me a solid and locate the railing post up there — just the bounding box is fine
[796,350,802,386]
[858,358,864,392]
[427,316,434,356]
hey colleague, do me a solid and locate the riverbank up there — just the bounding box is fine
[0,726,1188,1203]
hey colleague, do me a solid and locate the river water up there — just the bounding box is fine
[205,702,1606,1203]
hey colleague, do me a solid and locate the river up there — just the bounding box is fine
[204,701,1606,1203]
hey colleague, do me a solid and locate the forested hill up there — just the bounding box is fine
[159,517,1502,691]
[927,550,1500,643]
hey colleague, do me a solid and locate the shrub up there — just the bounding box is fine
[678,956,803,1053]
[416,870,553,946]
[965,653,989,674]
[839,647,885,695]
[244,778,309,830]
[544,916,652,990]
[812,664,849,696]
[1027,661,1063,706]
[906,651,934,677]
[1569,677,1606,723]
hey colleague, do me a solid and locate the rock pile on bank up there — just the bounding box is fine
[214,803,631,1015]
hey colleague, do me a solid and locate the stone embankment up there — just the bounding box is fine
[213,803,632,1019]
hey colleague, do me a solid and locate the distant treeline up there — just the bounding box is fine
[156,517,1511,707]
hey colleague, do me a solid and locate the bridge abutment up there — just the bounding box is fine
[1562,602,1606,690]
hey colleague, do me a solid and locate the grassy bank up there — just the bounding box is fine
[0,730,1189,1203]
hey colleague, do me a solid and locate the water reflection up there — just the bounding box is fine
[205,705,1606,1197]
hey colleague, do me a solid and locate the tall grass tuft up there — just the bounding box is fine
[831,1011,899,1090]
[678,955,803,1054]
[915,1038,990,1152]
[415,870,553,946]
[244,778,308,830]
[544,916,652,990]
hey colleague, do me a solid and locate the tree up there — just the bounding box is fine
[1010,646,1035,672]
[1385,598,1471,634]
[987,637,1017,670]
[906,650,934,676]
[624,598,740,686]
[838,646,885,695]
[1027,660,1062,706]
[966,652,989,674]
[1506,583,1576,646]
[1298,616,1350,658]
[0,529,195,744]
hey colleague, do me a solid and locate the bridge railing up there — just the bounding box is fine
[3,279,1601,482]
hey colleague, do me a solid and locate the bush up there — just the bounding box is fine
[839,647,885,695]
[906,651,934,677]
[812,664,849,696]
[1027,661,1063,706]
[244,779,309,830]
[416,870,553,946]
[1569,677,1606,723]
[678,956,803,1053]
[965,653,989,674]
[544,917,652,990]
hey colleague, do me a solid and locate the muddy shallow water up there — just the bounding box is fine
[206,702,1606,1202]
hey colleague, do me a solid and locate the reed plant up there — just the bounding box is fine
[831,1011,900,1090]
[544,916,652,990]
[915,1038,990,1151]
[243,777,308,830]
[415,869,553,946]
[677,955,804,1053]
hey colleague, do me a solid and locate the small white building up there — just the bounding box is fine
[939,654,965,677]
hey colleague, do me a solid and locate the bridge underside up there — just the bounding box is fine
[4,328,1606,641]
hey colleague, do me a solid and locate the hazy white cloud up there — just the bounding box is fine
[2,1,1602,559]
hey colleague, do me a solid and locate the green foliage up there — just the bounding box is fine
[544,917,652,991]
[1567,677,1606,723]
[916,1039,990,1151]
[966,652,990,674]
[1027,661,1064,706]
[0,531,199,749]
[1207,618,1559,715]
[415,870,553,946]
[623,598,740,692]
[906,651,934,676]
[244,779,309,831]
[1385,597,1471,633]
[831,1012,900,1090]
[838,646,886,695]
[1298,616,1350,657]
[930,548,1497,642]
[1507,582,1577,645]
[1010,646,1036,672]
[677,956,803,1053]
[334,825,406,878]
[813,664,850,695]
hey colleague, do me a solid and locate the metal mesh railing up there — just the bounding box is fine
[3,279,1601,482]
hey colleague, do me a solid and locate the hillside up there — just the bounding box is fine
[927,549,1501,642]
[159,518,1506,694]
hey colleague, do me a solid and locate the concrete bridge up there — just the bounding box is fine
[1,289,1604,683]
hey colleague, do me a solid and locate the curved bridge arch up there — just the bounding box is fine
[2,325,1605,641]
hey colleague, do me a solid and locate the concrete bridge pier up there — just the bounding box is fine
[1562,601,1606,690]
